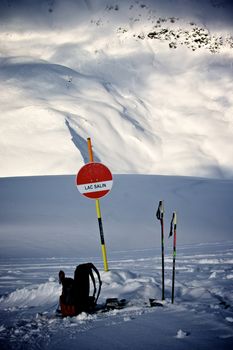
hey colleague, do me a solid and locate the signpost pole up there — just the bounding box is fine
[96,199,109,272]
[87,138,109,272]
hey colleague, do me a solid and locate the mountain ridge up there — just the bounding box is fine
[0,0,232,178]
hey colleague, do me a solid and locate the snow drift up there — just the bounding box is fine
[0,242,233,349]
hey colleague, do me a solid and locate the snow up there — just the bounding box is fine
[0,0,233,178]
[0,0,233,349]
[1,175,233,258]
[0,175,233,349]
[175,329,189,338]
[0,243,233,349]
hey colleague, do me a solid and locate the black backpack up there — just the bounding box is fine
[73,263,102,313]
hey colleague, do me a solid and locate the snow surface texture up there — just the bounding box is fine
[0,0,233,178]
[1,175,233,257]
[0,174,233,348]
[0,242,233,349]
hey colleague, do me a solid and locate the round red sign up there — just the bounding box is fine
[76,162,113,199]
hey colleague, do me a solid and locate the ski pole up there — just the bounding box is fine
[156,200,165,300]
[169,212,177,304]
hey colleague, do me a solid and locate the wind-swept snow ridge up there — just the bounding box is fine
[0,269,159,311]
[0,281,60,310]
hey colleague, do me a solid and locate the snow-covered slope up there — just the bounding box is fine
[0,0,233,178]
[1,174,232,258]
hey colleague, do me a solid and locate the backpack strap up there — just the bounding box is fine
[89,268,96,297]
[88,263,102,304]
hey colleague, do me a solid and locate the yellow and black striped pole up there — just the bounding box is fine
[96,199,109,272]
[87,138,109,272]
